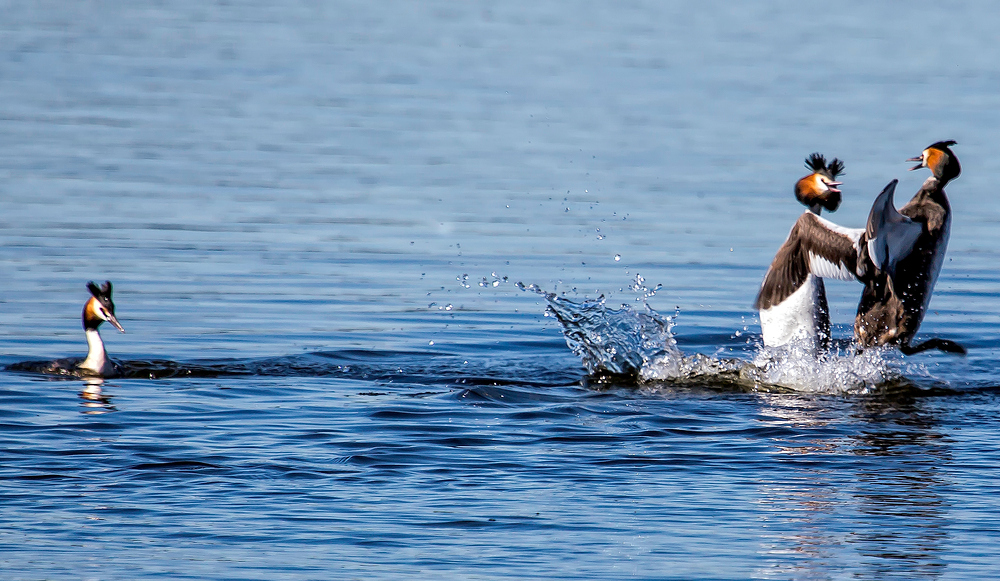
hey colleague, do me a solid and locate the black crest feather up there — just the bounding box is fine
[929,140,957,151]
[826,157,845,179]
[804,153,827,174]
[86,280,114,302]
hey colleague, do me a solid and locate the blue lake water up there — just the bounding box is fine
[2,1,1000,578]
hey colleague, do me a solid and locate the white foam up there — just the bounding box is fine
[530,283,927,394]
[638,343,907,394]
[745,343,902,393]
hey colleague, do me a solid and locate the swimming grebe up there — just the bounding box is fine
[756,154,864,350]
[855,140,965,354]
[76,280,126,377]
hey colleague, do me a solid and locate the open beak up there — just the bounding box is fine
[107,313,125,333]
[827,181,842,193]
[906,155,924,171]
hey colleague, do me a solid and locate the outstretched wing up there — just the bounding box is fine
[865,179,922,275]
[803,213,864,281]
[755,212,863,310]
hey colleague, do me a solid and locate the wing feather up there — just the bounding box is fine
[808,252,856,280]
[755,212,862,310]
[800,213,863,281]
[865,179,922,274]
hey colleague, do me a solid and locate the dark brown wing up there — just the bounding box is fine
[754,212,862,310]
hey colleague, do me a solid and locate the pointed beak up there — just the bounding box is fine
[906,156,924,171]
[106,313,125,333]
[827,181,842,193]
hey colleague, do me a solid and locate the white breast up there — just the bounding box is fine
[759,274,825,350]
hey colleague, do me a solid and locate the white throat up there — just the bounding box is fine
[79,328,108,375]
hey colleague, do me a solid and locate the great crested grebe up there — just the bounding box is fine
[4,281,127,378]
[30,281,126,378]
[76,280,126,376]
[8,281,126,377]
[756,153,864,350]
[854,140,965,354]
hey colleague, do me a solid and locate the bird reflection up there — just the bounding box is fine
[753,391,947,579]
[79,378,117,413]
[849,394,948,578]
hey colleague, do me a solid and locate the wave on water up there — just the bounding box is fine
[3,349,581,390]
[4,276,932,395]
[520,281,912,394]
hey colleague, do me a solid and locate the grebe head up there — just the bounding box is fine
[83,280,125,333]
[908,140,960,184]
[795,153,844,214]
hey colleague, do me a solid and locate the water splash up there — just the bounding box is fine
[520,282,680,376]
[526,283,907,394]
[628,273,662,301]
[479,272,508,288]
[643,341,904,394]
[744,343,902,393]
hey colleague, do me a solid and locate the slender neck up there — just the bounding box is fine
[808,204,822,215]
[918,175,952,207]
[79,327,107,374]
[933,174,954,190]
